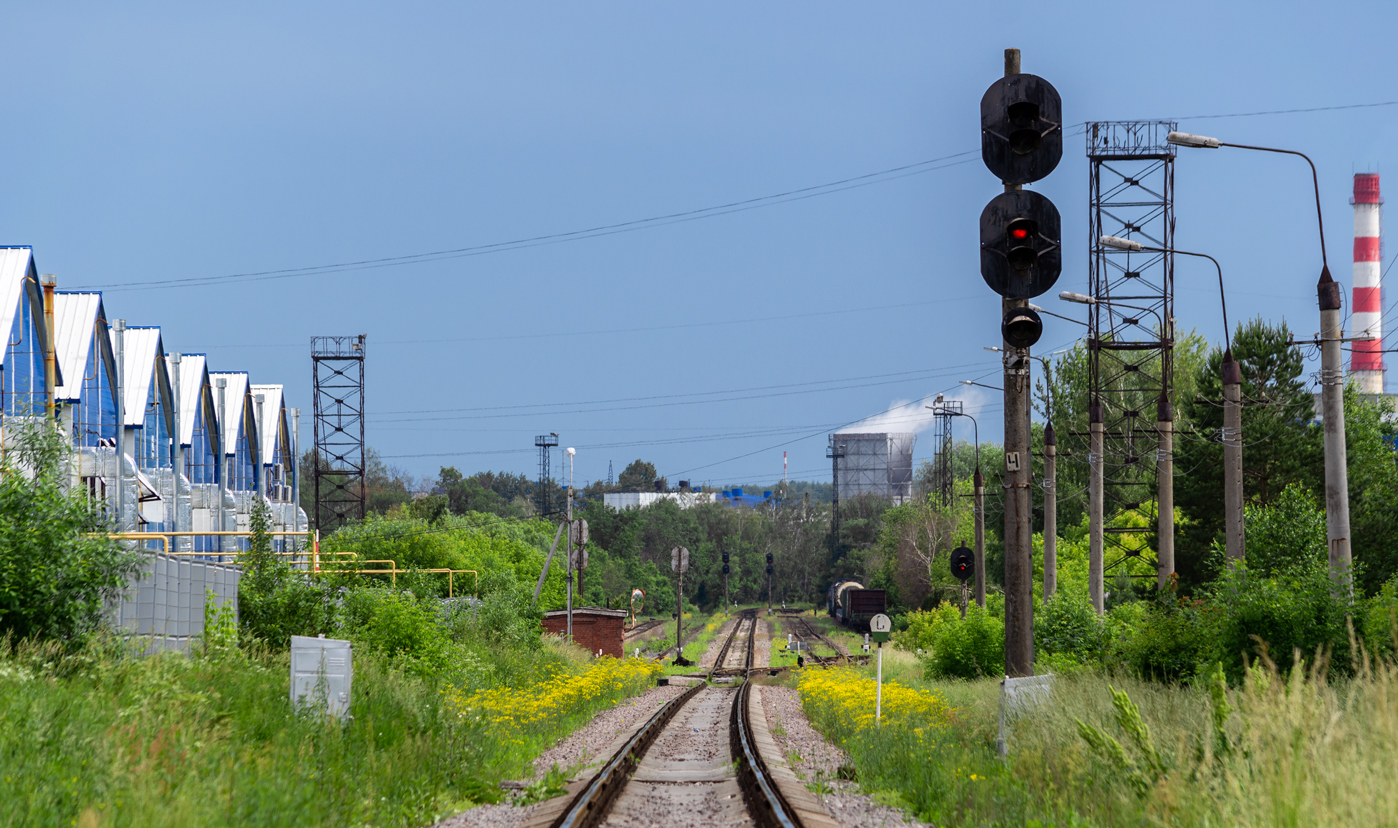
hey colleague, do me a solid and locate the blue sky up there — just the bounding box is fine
[2,2,1394,488]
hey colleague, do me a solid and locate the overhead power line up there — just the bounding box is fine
[72,96,1398,295]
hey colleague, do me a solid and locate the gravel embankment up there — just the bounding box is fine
[752,618,771,668]
[433,683,687,828]
[695,618,738,670]
[761,686,931,828]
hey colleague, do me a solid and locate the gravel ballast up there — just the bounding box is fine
[760,685,931,828]
[433,682,686,828]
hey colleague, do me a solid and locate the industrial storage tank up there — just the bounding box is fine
[827,579,887,631]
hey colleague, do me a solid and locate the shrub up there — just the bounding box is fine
[1113,596,1217,682]
[1036,590,1107,665]
[0,423,138,643]
[1208,559,1352,679]
[339,586,450,675]
[1361,575,1398,661]
[237,501,338,647]
[915,602,1005,679]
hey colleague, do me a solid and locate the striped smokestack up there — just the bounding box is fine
[1351,173,1384,393]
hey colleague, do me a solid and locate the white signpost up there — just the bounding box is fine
[870,613,892,726]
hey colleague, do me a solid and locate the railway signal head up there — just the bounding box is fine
[980,189,1062,299]
[950,546,974,581]
[980,74,1063,184]
[1002,306,1043,349]
[766,552,774,565]
[722,551,730,563]
[722,563,730,575]
[766,565,774,575]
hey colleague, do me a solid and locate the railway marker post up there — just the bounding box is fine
[671,546,690,665]
[870,613,892,725]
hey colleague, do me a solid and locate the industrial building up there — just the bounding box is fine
[603,490,718,510]
[0,243,309,649]
[0,248,53,426]
[827,432,917,505]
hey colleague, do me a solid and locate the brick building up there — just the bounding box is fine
[541,607,627,658]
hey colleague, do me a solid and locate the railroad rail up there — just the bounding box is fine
[549,609,804,828]
[623,618,664,638]
[784,614,845,666]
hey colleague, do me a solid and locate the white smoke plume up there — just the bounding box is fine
[841,387,990,435]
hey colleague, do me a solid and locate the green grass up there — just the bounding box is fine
[801,650,1398,827]
[0,635,654,828]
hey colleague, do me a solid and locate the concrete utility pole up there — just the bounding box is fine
[1318,274,1352,591]
[1222,352,1245,562]
[1089,400,1105,614]
[1043,424,1057,600]
[1000,46,1034,678]
[1165,132,1348,588]
[1156,393,1175,589]
[565,447,575,640]
[974,468,986,607]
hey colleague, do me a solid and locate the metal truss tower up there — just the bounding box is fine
[311,335,367,532]
[930,400,963,509]
[535,433,558,516]
[1085,121,1177,579]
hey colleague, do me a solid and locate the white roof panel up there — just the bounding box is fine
[110,327,162,427]
[0,249,33,366]
[209,372,249,456]
[54,293,102,402]
[250,384,284,464]
[166,354,207,446]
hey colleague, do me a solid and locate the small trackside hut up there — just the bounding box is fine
[542,607,627,658]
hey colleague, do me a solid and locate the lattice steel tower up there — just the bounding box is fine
[930,400,963,509]
[311,335,367,532]
[1085,121,1177,581]
[535,433,558,516]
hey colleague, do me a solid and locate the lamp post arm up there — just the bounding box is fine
[1143,245,1230,348]
[1219,142,1327,271]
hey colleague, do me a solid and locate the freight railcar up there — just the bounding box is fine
[826,580,887,631]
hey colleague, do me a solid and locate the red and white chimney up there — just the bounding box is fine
[1351,173,1384,393]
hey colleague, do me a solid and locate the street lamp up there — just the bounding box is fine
[960,378,1004,392]
[927,403,985,607]
[1168,131,1349,592]
[1100,235,1241,569]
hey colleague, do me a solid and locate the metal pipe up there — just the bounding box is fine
[40,274,56,421]
[171,354,185,552]
[291,407,301,551]
[255,394,265,498]
[215,377,226,560]
[113,319,126,532]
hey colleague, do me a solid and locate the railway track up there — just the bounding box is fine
[547,610,807,828]
[623,618,664,638]
[784,615,844,666]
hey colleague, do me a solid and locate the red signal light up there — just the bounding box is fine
[1010,227,1029,240]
